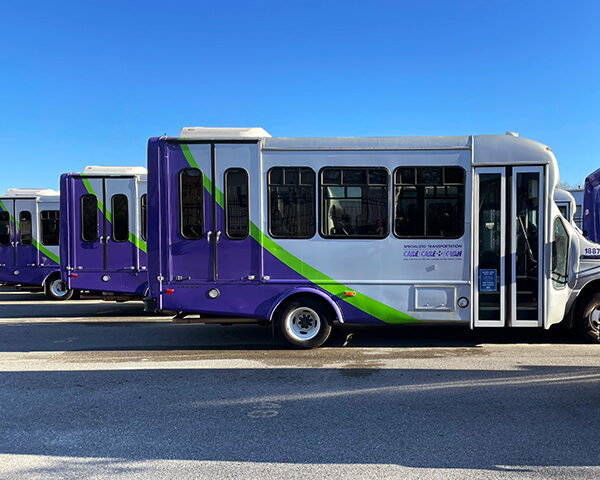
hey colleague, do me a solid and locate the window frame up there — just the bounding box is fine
[40,210,60,246]
[179,167,205,241]
[393,166,466,240]
[551,215,570,289]
[80,194,99,242]
[140,193,147,242]
[0,211,10,246]
[111,194,129,243]
[267,166,316,240]
[318,166,390,240]
[19,210,32,246]
[224,167,250,240]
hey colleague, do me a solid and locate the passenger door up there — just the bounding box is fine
[474,166,544,327]
[213,143,260,282]
[104,178,137,272]
[14,199,37,268]
[69,176,105,271]
[167,143,214,283]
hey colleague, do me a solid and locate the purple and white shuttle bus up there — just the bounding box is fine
[60,166,148,300]
[146,128,600,347]
[0,189,74,299]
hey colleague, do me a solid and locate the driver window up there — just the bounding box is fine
[551,217,569,288]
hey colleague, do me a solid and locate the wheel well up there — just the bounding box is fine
[43,272,61,293]
[568,279,600,327]
[271,293,340,326]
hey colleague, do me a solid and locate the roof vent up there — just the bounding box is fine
[505,131,519,137]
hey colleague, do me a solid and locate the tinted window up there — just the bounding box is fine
[19,211,32,245]
[552,217,569,287]
[40,210,60,246]
[180,168,204,240]
[268,167,315,238]
[320,167,388,238]
[81,194,98,242]
[140,194,147,242]
[0,211,10,246]
[111,194,129,242]
[225,168,249,240]
[394,166,465,238]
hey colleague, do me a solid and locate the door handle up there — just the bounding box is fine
[99,236,104,243]
[216,231,221,243]
[106,236,111,242]
[207,231,212,243]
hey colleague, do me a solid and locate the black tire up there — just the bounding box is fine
[276,296,333,348]
[575,292,600,342]
[45,276,74,301]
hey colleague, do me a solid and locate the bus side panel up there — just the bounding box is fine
[59,174,71,283]
[147,138,165,305]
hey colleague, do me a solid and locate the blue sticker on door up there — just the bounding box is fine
[479,269,497,291]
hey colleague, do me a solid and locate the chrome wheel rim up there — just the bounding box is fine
[588,306,600,332]
[284,307,321,342]
[50,279,69,298]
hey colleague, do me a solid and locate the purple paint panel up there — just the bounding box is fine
[0,266,58,287]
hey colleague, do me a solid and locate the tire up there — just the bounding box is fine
[277,296,333,348]
[45,276,74,301]
[575,292,600,342]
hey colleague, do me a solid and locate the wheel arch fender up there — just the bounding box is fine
[268,287,344,324]
[42,270,61,291]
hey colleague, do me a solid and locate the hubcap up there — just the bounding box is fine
[50,279,68,298]
[284,307,321,342]
[588,306,600,332]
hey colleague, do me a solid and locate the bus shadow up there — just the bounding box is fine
[0,321,586,353]
[0,365,599,472]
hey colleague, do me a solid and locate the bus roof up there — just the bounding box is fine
[81,166,147,176]
[2,188,60,200]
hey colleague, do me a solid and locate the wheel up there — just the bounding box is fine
[575,292,600,342]
[45,276,74,301]
[277,296,333,348]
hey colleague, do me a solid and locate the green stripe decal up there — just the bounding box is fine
[81,176,112,222]
[180,143,418,324]
[32,239,60,264]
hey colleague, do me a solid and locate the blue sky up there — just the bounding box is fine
[1,0,598,192]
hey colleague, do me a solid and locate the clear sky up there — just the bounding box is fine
[1,0,598,193]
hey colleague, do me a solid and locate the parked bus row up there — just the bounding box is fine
[1,128,600,347]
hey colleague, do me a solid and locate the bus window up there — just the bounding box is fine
[40,210,60,246]
[0,211,10,245]
[552,217,569,288]
[179,168,204,240]
[111,194,129,242]
[320,167,389,238]
[394,166,465,238]
[225,168,249,240]
[140,194,147,242]
[19,211,32,245]
[81,194,99,242]
[268,167,315,238]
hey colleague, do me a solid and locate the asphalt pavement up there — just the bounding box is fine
[0,289,599,479]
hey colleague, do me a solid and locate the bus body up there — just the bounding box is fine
[60,166,148,299]
[0,189,73,299]
[146,128,600,347]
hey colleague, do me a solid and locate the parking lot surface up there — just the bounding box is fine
[0,289,599,479]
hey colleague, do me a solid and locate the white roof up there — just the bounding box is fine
[179,127,271,139]
[554,188,575,203]
[3,188,60,198]
[83,166,147,176]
